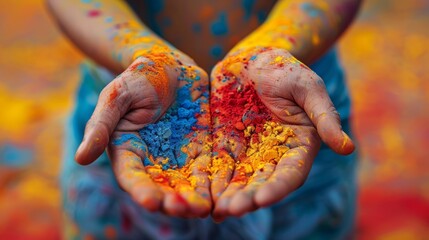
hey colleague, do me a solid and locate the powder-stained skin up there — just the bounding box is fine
[209,45,355,221]
[106,51,213,217]
[48,0,360,226]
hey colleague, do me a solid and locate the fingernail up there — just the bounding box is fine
[341,131,349,150]
[75,141,86,164]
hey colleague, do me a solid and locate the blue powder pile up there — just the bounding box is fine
[138,67,207,170]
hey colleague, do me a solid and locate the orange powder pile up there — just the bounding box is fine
[130,46,176,104]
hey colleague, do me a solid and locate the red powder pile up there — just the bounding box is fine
[210,81,272,146]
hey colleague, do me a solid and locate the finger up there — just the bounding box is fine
[181,65,210,100]
[210,137,239,221]
[254,145,315,207]
[163,158,211,218]
[144,159,208,218]
[108,134,163,212]
[226,124,310,217]
[210,150,235,203]
[175,124,212,218]
[76,80,130,165]
[186,152,213,217]
[143,165,190,217]
[173,65,213,217]
[163,192,192,217]
[161,173,191,217]
[212,160,253,221]
[295,74,354,155]
[210,61,246,97]
[228,162,276,217]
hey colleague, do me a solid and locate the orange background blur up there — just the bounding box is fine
[0,0,428,239]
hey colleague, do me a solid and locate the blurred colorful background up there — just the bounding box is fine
[0,0,428,239]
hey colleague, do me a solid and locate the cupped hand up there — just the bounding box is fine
[75,48,212,218]
[209,47,355,221]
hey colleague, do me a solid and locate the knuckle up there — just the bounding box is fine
[99,85,110,98]
[210,62,223,77]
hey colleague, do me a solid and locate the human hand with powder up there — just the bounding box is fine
[75,48,213,218]
[210,47,355,221]
[49,0,214,217]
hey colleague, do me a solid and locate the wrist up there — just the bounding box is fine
[109,21,175,69]
[117,43,173,69]
[122,51,177,108]
[123,46,200,98]
[230,21,296,53]
[214,47,307,83]
[127,45,197,70]
[221,47,294,71]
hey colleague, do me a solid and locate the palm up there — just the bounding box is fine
[210,48,354,221]
[76,55,212,218]
[109,64,212,217]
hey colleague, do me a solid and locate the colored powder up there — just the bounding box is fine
[108,87,118,103]
[130,46,176,106]
[112,134,147,153]
[136,63,144,70]
[211,82,272,142]
[87,9,101,17]
[245,121,294,171]
[105,17,113,23]
[210,69,295,180]
[138,67,207,170]
[301,2,322,18]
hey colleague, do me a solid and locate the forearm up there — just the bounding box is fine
[47,0,171,73]
[231,0,362,64]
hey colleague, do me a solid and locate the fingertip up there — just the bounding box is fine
[254,186,273,208]
[136,190,163,212]
[75,143,85,164]
[316,117,355,156]
[193,203,211,218]
[337,131,355,155]
[75,141,105,165]
[323,129,355,155]
[228,191,255,217]
[75,130,110,165]
[212,197,229,221]
[183,191,212,218]
[75,141,92,165]
[163,193,189,217]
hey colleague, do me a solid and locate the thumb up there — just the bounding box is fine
[75,79,130,165]
[295,74,355,155]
